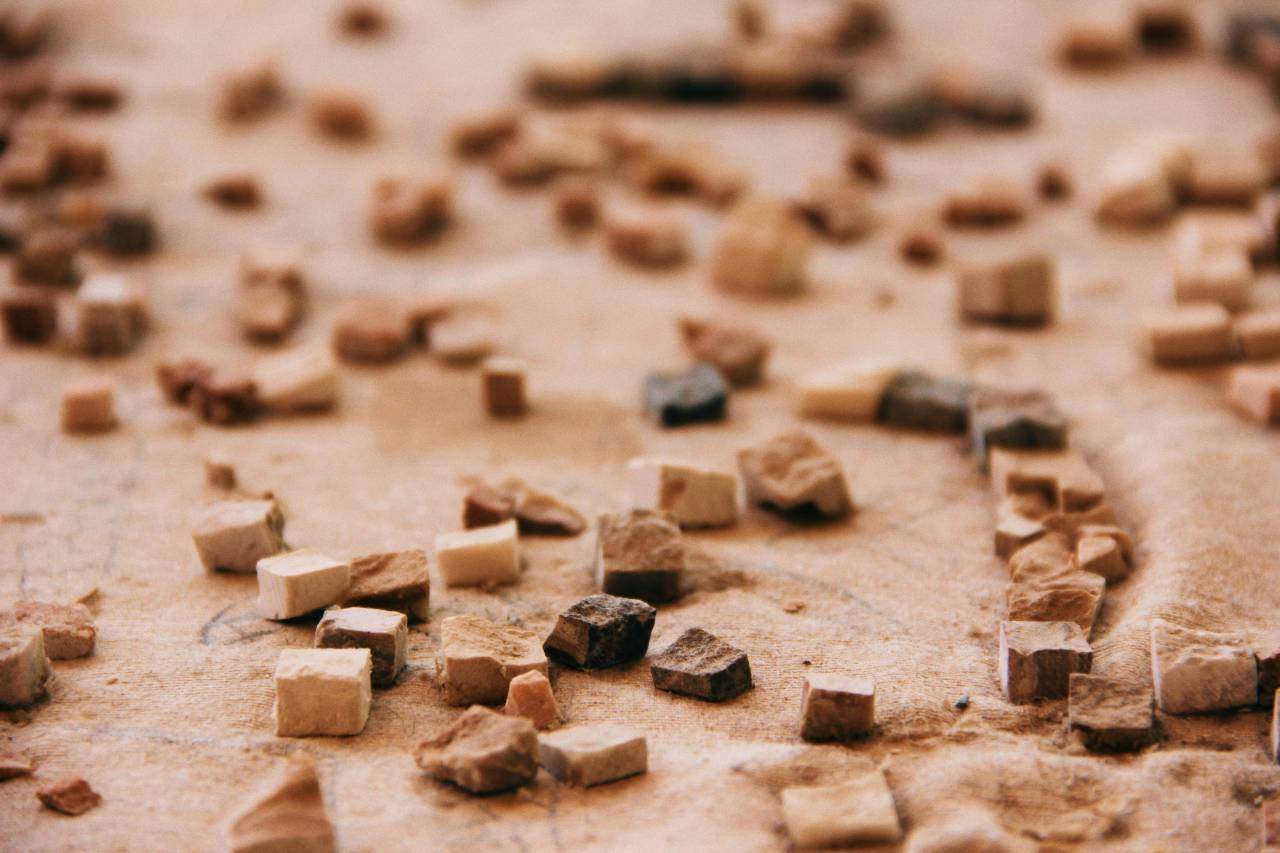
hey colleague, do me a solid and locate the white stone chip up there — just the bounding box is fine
[796,358,900,421]
[1150,618,1257,715]
[781,770,903,849]
[251,348,338,413]
[626,456,738,528]
[435,520,520,587]
[538,724,647,787]
[257,549,351,620]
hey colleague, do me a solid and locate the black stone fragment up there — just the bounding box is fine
[650,627,752,702]
[101,207,156,256]
[876,370,972,433]
[852,79,941,138]
[643,363,728,427]
[543,594,656,670]
[969,387,1068,462]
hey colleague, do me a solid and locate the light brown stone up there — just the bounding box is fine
[627,457,738,529]
[203,172,262,209]
[1068,673,1154,752]
[989,447,1104,512]
[203,453,236,489]
[737,430,853,518]
[677,315,771,387]
[943,179,1027,228]
[308,88,374,141]
[331,300,410,364]
[1229,364,1280,425]
[799,674,875,741]
[1143,302,1235,364]
[710,196,811,297]
[1173,246,1253,311]
[1235,309,1280,360]
[450,107,521,157]
[1076,534,1130,582]
[1057,13,1136,67]
[603,207,689,268]
[1150,618,1256,714]
[993,492,1052,558]
[957,254,1054,326]
[257,549,351,620]
[61,377,116,434]
[781,771,903,849]
[315,606,407,688]
[430,317,497,366]
[436,614,548,706]
[552,176,599,229]
[0,626,51,708]
[273,648,371,736]
[341,549,430,621]
[252,348,338,414]
[220,753,335,853]
[369,175,452,244]
[793,177,873,242]
[436,520,520,587]
[1186,148,1267,206]
[625,141,745,207]
[13,601,95,659]
[37,776,102,816]
[217,60,283,123]
[503,670,561,729]
[414,705,539,793]
[594,510,685,604]
[0,744,33,780]
[481,357,527,417]
[538,724,647,786]
[1006,571,1105,636]
[192,499,286,573]
[999,620,1092,704]
[75,273,146,355]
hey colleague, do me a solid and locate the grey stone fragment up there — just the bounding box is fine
[642,363,727,427]
[969,387,1067,461]
[877,370,972,433]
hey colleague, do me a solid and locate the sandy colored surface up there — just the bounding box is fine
[4,0,1280,850]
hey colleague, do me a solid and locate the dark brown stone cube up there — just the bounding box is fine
[650,627,752,702]
[543,594,656,669]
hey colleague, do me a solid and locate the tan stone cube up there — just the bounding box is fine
[61,377,116,433]
[252,348,338,414]
[538,724,647,787]
[436,614,547,706]
[989,447,1104,512]
[1006,571,1105,636]
[1143,302,1234,364]
[331,300,410,364]
[999,620,1092,704]
[737,431,853,518]
[710,196,811,297]
[273,648,371,736]
[594,510,685,604]
[1229,364,1280,425]
[1173,247,1253,311]
[75,273,146,355]
[315,606,406,687]
[341,549,430,621]
[1150,618,1256,714]
[436,520,520,587]
[993,492,1051,558]
[1186,149,1267,206]
[13,601,95,659]
[627,457,738,528]
[603,207,688,268]
[957,253,1054,326]
[781,771,903,849]
[1077,534,1130,582]
[481,357,527,417]
[1094,154,1176,226]
[797,358,900,421]
[1068,673,1154,752]
[257,550,351,620]
[192,499,285,573]
[799,674,874,741]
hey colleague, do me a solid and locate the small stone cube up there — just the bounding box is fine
[37,777,102,816]
[710,197,811,297]
[627,457,738,528]
[797,358,900,421]
[436,614,548,706]
[1,286,56,344]
[435,520,520,588]
[781,771,903,849]
[61,377,116,433]
[1173,247,1253,311]
[594,510,685,604]
[1186,148,1267,206]
[482,356,527,417]
[543,594,656,669]
[737,430,853,518]
[203,453,237,489]
[799,674,875,741]
[969,387,1067,461]
[1150,618,1257,714]
[188,369,262,426]
[943,180,1028,228]
[450,107,522,157]
[1068,673,1154,752]
[217,60,283,123]
[251,348,338,414]
[315,606,407,687]
[993,492,1051,558]
[603,207,689,267]
[331,300,409,364]
[1228,364,1280,425]
[677,316,770,387]
[192,499,285,573]
[257,549,351,620]
[273,648,371,736]
[1006,531,1075,583]
[237,277,303,343]
[1005,572,1105,636]
[989,447,1105,512]
[1076,534,1130,582]
[415,705,539,794]
[202,172,262,209]
[341,549,430,621]
[16,226,77,284]
[13,600,95,659]
[957,253,1054,326]
[1057,13,1136,67]
[538,724,647,787]
[101,207,157,256]
[899,228,943,265]
[75,273,146,355]
[876,370,972,433]
[999,620,1092,704]
[308,88,375,141]
[504,670,561,729]
[1235,309,1280,360]
[650,627,752,702]
[369,175,452,244]
[642,363,728,427]
[0,626,51,708]
[1143,302,1234,365]
[1094,154,1177,226]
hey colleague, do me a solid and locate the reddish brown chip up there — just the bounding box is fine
[37,777,102,816]
[308,89,374,141]
[188,370,262,425]
[331,300,410,364]
[204,173,262,209]
[156,358,215,405]
[899,228,942,266]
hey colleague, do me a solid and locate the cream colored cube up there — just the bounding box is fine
[257,549,351,620]
[435,519,520,587]
[251,348,338,413]
[1173,247,1253,312]
[627,457,738,528]
[781,771,903,849]
[192,499,285,573]
[273,648,371,736]
[797,359,900,421]
[537,724,647,787]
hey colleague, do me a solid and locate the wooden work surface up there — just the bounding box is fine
[4,1,1280,850]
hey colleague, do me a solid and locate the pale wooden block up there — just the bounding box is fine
[192,499,286,573]
[781,771,903,849]
[436,613,547,705]
[0,627,51,708]
[272,648,371,736]
[1173,246,1253,312]
[626,456,738,528]
[1150,618,1256,714]
[435,519,520,587]
[1143,302,1234,364]
[989,447,1104,512]
[1229,364,1280,425]
[1235,309,1280,360]
[251,348,338,413]
[256,549,351,620]
[61,377,116,433]
[537,724,647,787]
[796,358,900,421]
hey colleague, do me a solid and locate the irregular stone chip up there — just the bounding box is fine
[642,363,728,428]
[1076,534,1130,583]
[999,620,1092,704]
[543,594,656,670]
[368,175,452,245]
[273,648,372,737]
[1006,571,1105,637]
[13,601,95,659]
[989,447,1105,512]
[463,479,586,536]
[220,753,335,853]
[710,196,811,297]
[156,358,215,406]
[252,348,338,414]
[0,626,51,708]
[877,370,972,433]
[650,627,752,702]
[677,315,771,387]
[256,549,351,621]
[595,510,685,604]
[315,606,407,688]
[341,549,430,621]
[435,520,520,588]
[799,674,875,741]
[1068,673,1155,752]
[0,744,34,780]
[187,369,262,426]
[993,492,1052,559]
[37,776,102,816]
[627,456,738,528]
[238,244,306,343]
[899,228,944,265]
[308,88,375,141]
[1143,302,1235,365]
[737,430,853,519]
[781,771,903,849]
[1150,618,1257,715]
[538,724,647,787]
[436,614,548,706]
[969,387,1067,460]
[415,706,539,794]
[853,76,942,138]
[1005,531,1074,583]
[504,670,561,730]
[797,358,901,422]
[331,299,409,364]
[192,499,286,573]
